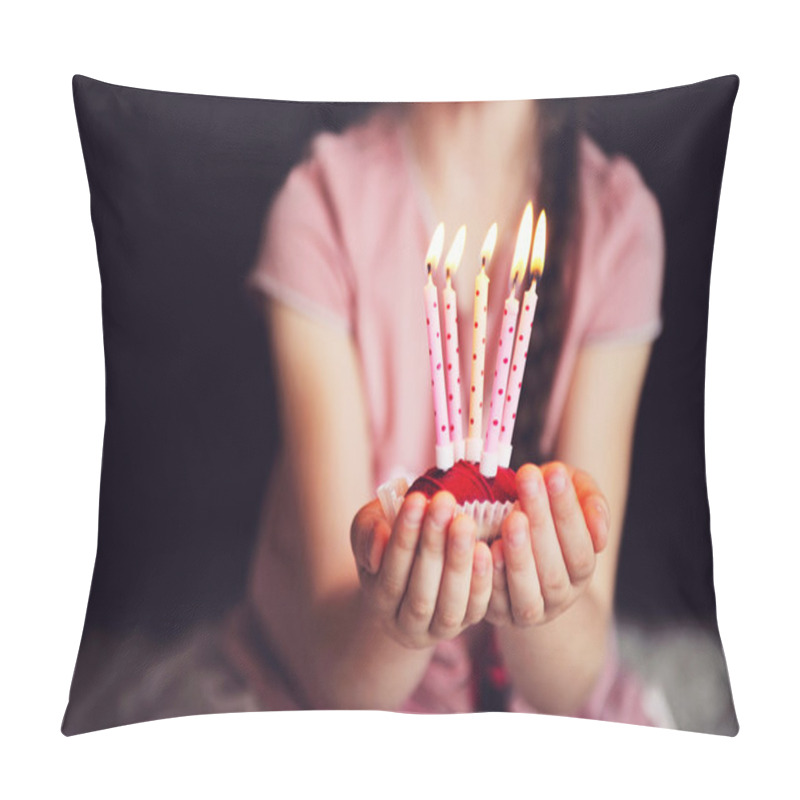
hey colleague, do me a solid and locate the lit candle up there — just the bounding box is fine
[424,223,454,471]
[465,224,497,463]
[497,209,546,468]
[442,226,467,461]
[480,202,534,478]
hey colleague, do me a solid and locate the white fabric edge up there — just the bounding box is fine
[582,318,663,347]
[248,271,352,334]
[641,684,678,730]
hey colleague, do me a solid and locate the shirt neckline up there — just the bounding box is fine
[394,112,520,292]
[396,113,438,234]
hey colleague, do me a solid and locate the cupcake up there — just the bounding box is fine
[377,460,518,543]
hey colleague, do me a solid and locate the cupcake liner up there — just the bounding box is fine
[376,476,517,543]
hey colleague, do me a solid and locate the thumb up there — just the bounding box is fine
[351,500,389,574]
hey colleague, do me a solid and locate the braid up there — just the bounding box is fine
[511,99,584,467]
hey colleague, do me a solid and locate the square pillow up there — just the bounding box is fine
[63,74,739,735]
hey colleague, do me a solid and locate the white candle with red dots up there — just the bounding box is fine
[465,224,497,464]
[442,226,467,462]
[498,210,546,468]
[481,202,534,479]
[424,223,454,471]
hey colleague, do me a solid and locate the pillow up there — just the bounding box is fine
[63,75,739,735]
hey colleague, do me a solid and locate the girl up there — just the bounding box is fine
[243,99,665,720]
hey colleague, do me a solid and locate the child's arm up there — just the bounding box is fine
[488,338,653,715]
[248,300,490,710]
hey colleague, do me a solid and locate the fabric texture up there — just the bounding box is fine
[69,610,737,732]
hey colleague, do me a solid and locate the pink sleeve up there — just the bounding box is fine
[249,147,353,331]
[583,158,665,344]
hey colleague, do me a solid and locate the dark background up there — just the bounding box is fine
[70,75,737,651]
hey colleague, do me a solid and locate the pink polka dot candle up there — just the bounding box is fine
[498,210,546,468]
[424,223,454,471]
[442,226,467,462]
[481,202,534,478]
[465,224,497,464]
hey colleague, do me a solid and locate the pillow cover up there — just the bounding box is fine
[63,75,739,735]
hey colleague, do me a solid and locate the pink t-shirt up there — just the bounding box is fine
[248,107,665,721]
[252,109,663,477]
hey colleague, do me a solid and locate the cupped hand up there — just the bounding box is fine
[351,491,493,649]
[486,462,610,628]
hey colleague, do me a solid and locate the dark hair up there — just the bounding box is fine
[511,98,584,466]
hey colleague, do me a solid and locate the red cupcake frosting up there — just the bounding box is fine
[407,460,518,504]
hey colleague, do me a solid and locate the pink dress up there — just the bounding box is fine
[246,107,666,723]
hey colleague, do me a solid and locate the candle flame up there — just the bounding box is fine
[480,223,498,269]
[445,225,467,279]
[530,210,546,282]
[510,202,534,286]
[426,223,445,276]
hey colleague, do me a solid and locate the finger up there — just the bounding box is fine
[541,462,596,586]
[430,514,477,638]
[516,464,571,611]
[366,517,391,575]
[501,510,544,627]
[463,540,493,626]
[374,492,427,612]
[485,538,512,625]
[397,491,455,636]
[350,500,382,574]
[572,469,611,553]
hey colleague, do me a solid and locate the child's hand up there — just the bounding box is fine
[486,463,610,628]
[351,491,493,649]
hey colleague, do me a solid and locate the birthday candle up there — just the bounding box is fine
[497,210,546,468]
[442,226,467,462]
[465,224,497,464]
[424,223,454,471]
[481,203,534,478]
